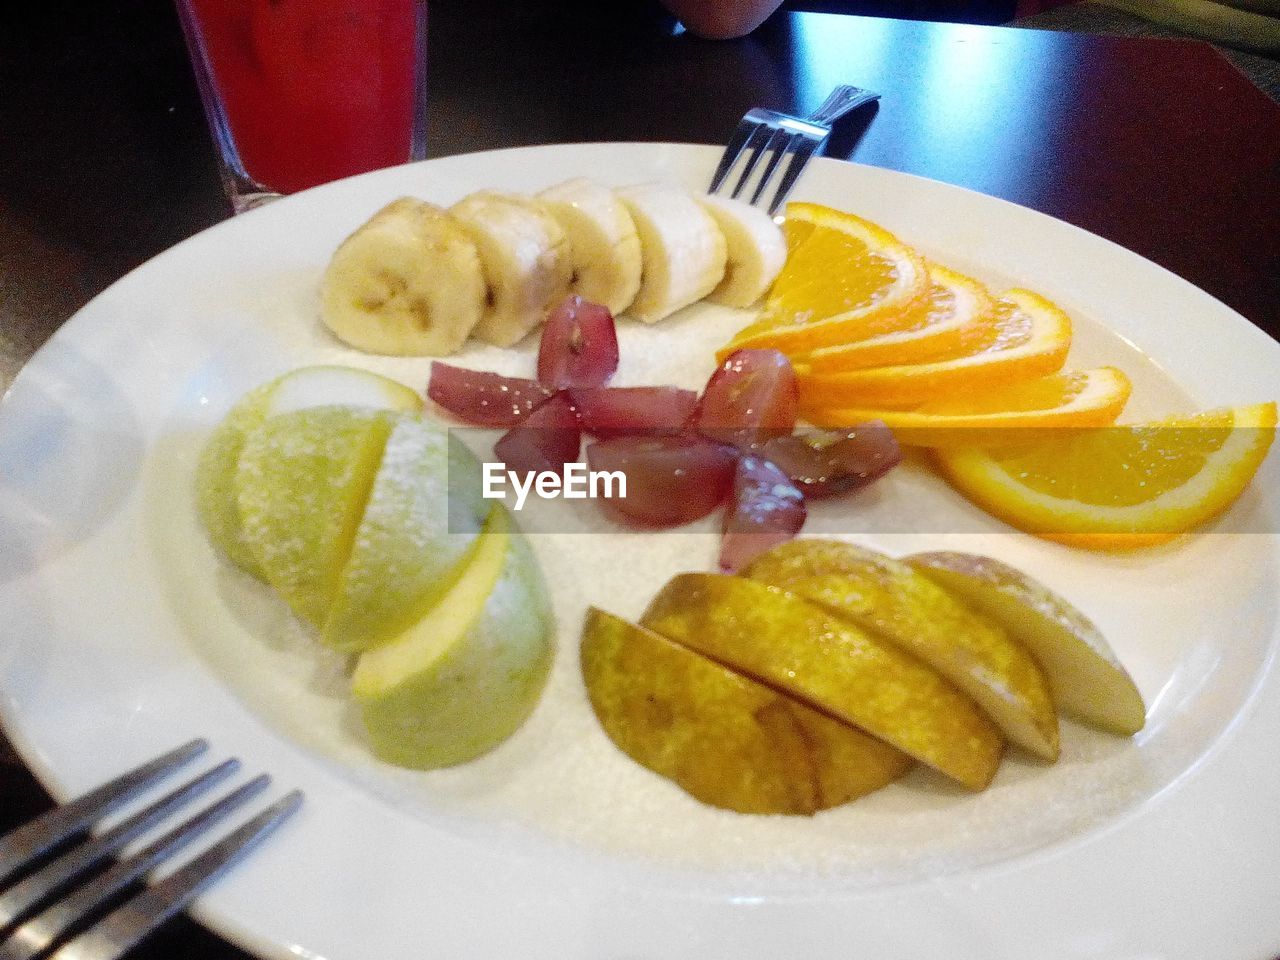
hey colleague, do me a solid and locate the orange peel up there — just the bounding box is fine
[798,263,997,374]
[934,402,1277,549]
[804,368,1133,447]
[796,288,1072,408]
[719,202,929,357]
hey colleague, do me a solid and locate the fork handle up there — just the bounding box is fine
[808,85,880,126]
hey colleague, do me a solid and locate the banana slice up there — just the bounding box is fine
[615,183,727,323]
[537,178,642,316]
[321,197,485,356]
[697,194,786,308]
[449,191,572,347]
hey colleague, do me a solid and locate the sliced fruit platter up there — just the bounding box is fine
[5,144,1279,960]
[187,163,1272,811]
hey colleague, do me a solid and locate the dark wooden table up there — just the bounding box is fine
[2,1,1278,956]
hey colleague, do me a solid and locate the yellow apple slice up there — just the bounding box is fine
[235,406,395,628]
[195,366,422,578]
[582,607,912,814]
[906,552,1146,735]
[745,540,1060,761]
[640,573,1004,790]
[322,420,489,652]
[352,506,554,769]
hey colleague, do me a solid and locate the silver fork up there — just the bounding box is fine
[0,739,302,960]
[708,85,881,216]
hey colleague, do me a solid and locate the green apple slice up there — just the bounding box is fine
[745,540,1060,761]
[352,506,554,769]
[236,406,395,628]
[265,365,423,416]
[906,551,1146,736]
[196,380,276,577]
[323,419,489,652]
[195,366,422,578]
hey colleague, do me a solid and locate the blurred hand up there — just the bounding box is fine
[659,0,786,37]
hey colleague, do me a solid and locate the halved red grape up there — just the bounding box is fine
[761,422,902,498]
[719,456,807,573]
[537,295,619,390]
[585,434,736,529]
[428,362,554,428]
[493,392,582,476]
[690,348,798,446]
[570,386,699,439]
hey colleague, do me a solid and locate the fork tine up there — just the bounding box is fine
[708,118,761,194]
[2,776,271,960]
[750,131,799,207]
[766,136,823,217]
[728,123,775,200]
[47,791,303,960]
[0,741,207,888]
[0,760,239,937]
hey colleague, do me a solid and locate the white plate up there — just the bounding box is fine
[2,143,1278,960]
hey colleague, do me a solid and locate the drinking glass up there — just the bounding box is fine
[175,0,427,212]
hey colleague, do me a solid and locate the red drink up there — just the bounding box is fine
[181,0,423,195]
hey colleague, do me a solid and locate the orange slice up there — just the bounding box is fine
[805,368,1132,447]
[799,264,997,373]
[782,213,817,251]
[796,288,1072,408]
[719,202,929,357]
[934,402,1277,549]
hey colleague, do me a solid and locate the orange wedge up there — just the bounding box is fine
[719,202,929,357]
[799,264,997,373]
[796,288,1072,408]
[805,368,1132,447]
[935,402,1277,549]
